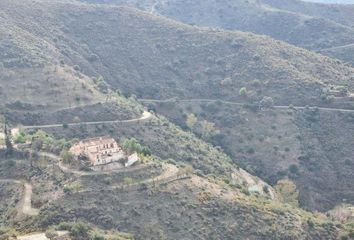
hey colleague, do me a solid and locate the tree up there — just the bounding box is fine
[61,150,75,165]
[289,164,299,175]
[186,113,197,130]
[123,177,134,185]
[200,120,220,140]
[275,179,299,207]
[4,122,13,156]
[121,138,151,155]
[70,222,91,240]
[239,87,248,97]
[260,96,274,109]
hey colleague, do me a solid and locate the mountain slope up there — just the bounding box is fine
[1,155,352,239]
[263,0,354,27]
[0,6,105,108]
[2,0,353,108]
[78,0,354,65]
[147,99,354,211]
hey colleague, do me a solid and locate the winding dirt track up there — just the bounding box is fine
[319,43,354,52]
[139,98,354,113]
[20,111,152,130]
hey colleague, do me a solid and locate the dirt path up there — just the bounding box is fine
[58,160,154,176]
[0,180,39,216]
[17,231,68,240]
[139,98,354,113]
[319,43,354,52]
[139,163,179,184]
[22,183,39,216]
[0,179,22,184]
[35,149,182,193]
[33,150,153,176]
[15,111,152,130]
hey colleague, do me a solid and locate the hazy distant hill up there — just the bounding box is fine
[304,0,354,3]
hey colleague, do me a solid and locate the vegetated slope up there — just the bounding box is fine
[41,176,348,239]
[3,0,354,108]
[1,156,351,240]
[147,100,354,211]
[320,44,354,68]
[262,0,354,27]
[0,21,105,109]
[79,0,354,64]
[0,0,279,199]
[0,181,22,224]
[79,0,353,49]
[2,0,354,212]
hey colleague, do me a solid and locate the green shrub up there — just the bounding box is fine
[45,229,58,240]
[289,164,299,175]
[61,151,75,164]
[70,222,91,239]
[239,87,247,96]
[103,177,112,185]
[121,138,151,155]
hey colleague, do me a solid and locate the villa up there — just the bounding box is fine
[69,136,139,168]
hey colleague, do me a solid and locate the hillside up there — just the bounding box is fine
[1,153,353,239]
[79,0,354,65]
[146,99,354,211]
[263,0,354,27]
[0,20,105,109]
[303,0,354,5]
[0,0,354,209]
[2,0,354,108]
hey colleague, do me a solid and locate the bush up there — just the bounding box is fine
[289,164,299,175]
[121,138,151,155]
[57,222,72,231]
[260,96,274,108]
[45,229,58,240]
[61,151,75,164]
[73,65,81,71]
[103,177,112,185]
[239,87,247,96]
[263,185,270,194]
[92,232,105,240]
[70,222,91,240]
[123,177,134,185]
[14,134,26,144]
[5,160,16,168]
